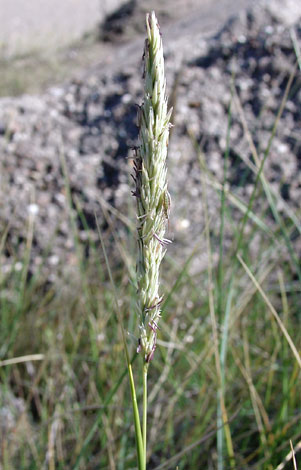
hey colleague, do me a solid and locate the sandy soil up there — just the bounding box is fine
[0,0,125,57]
[0,0,256,59]
[0,0,254,96]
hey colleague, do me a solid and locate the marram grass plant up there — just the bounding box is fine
[129,10,172,469]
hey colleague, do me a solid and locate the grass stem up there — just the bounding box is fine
[143,363,149,469]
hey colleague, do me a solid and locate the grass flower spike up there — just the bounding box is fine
[133,11,172,364]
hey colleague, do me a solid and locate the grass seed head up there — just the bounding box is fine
[133,11,172,363]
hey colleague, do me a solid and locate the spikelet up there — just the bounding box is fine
[132,11,172,363]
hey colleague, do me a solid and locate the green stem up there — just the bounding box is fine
[143,362,149,470]
[128,361,145,470]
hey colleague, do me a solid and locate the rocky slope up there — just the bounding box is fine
[0,0,300,279]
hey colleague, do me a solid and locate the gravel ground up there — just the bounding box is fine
[0,0,300,280]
